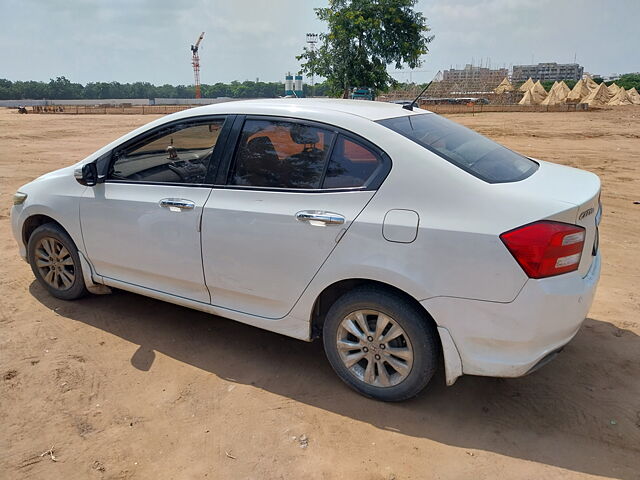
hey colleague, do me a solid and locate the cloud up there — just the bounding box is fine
[0,0,637,85]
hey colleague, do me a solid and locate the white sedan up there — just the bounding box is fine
[11,99,601,401]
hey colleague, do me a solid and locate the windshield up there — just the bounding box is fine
[378,114,538,183]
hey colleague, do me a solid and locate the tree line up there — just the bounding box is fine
[2,73,637,101]
[0,76,331,100]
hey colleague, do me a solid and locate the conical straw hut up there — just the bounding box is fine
[626,87,640,105]
[607,83,621,96]
[542,87,565,106]
[494,77,514,94]
[530,80,548,103]
[583,82,610,106]
[556,81,570,100]
[549,81,567,100]
[585,76,599,91]
[519,78,535,92]
[518,89,535,105]
[567,79,590,103]
[608,87,633,106]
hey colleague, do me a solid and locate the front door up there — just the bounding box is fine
[81,117,228,303]
[201,117,388,318]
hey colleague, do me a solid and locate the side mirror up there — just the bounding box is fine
[74,162,99,186]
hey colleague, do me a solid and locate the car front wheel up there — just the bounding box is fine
[323,286,439,401]
[27,223,88,300]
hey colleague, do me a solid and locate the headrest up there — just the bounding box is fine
[246,136,275,153]
[290,124,319,145]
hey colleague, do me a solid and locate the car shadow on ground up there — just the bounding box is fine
[30,283,640,479]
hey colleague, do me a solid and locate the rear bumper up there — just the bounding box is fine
[423,252,601,379]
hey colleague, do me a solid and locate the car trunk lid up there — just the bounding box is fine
[498,159,601,277]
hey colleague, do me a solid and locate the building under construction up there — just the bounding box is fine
[424,64,509,101]
[441,64,508,84]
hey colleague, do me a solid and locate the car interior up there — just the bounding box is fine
[230,122,332,189]
[109,122,223,184]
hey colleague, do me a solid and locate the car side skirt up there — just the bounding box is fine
[99,276,311,341]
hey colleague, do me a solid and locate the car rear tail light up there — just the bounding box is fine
[500,221,585,279]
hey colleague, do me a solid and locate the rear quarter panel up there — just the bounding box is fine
[288,121,580,326]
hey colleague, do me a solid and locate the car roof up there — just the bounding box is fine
[186,98,432,122]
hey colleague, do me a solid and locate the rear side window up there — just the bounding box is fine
[229,119,335,189]
[323,136,382,188]
[378,114,538,183]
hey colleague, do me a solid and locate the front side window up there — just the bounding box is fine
[229,119,335,189]
[110,119,225,184]
[378,114,538,183]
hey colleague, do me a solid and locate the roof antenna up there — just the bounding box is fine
[403,79,433,111]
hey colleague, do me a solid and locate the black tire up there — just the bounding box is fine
[27,223,88,300]
[323,286,439,402]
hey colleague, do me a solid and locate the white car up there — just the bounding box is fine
[11,99,601,401]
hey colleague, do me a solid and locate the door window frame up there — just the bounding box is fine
[216,115,392,193]
[102,115,234,188]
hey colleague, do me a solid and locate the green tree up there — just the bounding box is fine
[614,73,640,91]
[297,0,433,97]
[47,76,83,99]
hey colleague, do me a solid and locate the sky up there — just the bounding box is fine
[0,0,637,86]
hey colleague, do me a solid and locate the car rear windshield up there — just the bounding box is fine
[377,113,538,183]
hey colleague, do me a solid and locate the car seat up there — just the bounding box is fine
[234,136,282,187]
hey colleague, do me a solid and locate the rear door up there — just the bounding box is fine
[81,116,230,302]
[201,116,390,318]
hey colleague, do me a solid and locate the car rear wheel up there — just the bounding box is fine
[27,223,88,300]
[323,286,439,401]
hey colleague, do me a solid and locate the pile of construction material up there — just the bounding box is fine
[507,76,640,107]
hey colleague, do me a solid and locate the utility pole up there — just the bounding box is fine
[306,33,318,97]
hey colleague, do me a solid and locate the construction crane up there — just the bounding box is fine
[191,32,205,99]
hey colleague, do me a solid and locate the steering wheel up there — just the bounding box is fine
[167,161,189,182]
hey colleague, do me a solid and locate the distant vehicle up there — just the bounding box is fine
[350,87,375,100]
[18,106,28,114]
[11,99,601,401]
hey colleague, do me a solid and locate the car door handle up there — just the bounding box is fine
[159,198,195,210]
[296,210,345,226]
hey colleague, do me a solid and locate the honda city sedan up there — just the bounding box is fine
[11,99,602,401]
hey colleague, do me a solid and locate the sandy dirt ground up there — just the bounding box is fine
[1,107,639,480]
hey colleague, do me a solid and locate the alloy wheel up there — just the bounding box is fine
[34,237,76,291]
[336,310,414,387]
